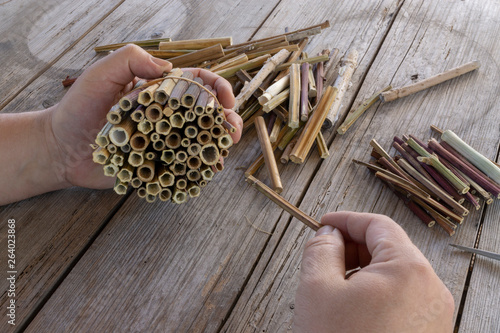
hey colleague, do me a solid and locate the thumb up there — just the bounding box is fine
[301,225,346,281]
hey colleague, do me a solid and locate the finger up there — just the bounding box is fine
[223,108,243,143]
[320,211,421,264]
[183,68,235,109]
[301,225,347,281]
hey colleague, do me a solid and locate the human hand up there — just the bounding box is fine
[46,45,242,189]
[293,211,454,333]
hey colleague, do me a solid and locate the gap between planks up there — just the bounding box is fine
[0,0,126,112]
[17,190,133,332]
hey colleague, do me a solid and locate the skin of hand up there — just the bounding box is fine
[0,44,242,205]
[293,211,455,333]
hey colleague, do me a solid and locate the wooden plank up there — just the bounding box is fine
[222,0,500,331]
[0,189,125,332]
[0,0,124,111]
[458,199,500,332]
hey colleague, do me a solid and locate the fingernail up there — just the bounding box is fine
[315,225,335,236]
[151,56,172,68]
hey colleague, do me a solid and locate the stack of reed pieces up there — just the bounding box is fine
[92,69,234,204]
[354,126,500,236]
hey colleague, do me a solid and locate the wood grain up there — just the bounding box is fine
[0,0,124,111]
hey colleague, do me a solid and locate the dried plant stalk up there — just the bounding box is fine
[109,117,135,147]
[274,38,309,82]
[182,77,204,108]
[154,68,183,104]
[168,44,225,68]
[300,62,310,122]
[316,132,329,159]
[290,86,337,163]
[159,37,232,50]
[94,38,172,52]
[380,61,480,102]
[324,49,358,129]
[258,74,290,105]
[288,63,301,129]
[263,88,290,112]
[255,116,283,193]
[246,175,321,231]
[215,54,270,78]
[138,83,160,106]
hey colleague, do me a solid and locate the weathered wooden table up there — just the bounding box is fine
[1,0,499,332]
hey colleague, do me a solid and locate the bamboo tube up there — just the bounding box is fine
[94,37,172,52]
[168,71,195,110]
[107,144,118,155]
[288,63,301,128]
[137,160,155,182]
[182,77,203,108]
[104,163,120,177]
[215,54,270,78]
[117,163,134,182]
[168,44,225,68]
[181,138,191,148]
[324,49,358,129]
[218,134,233,150]
[187,169,201,182]
[146,177,161,196]
[440,129,500,184]
[138,84,160,106]
[170,161,187,176]
[96,122,113,147]
[145,103,163,122]
[210,124,224,139]
[155,119,171,135]
[233,49,290,111]
[300,62,310,122]
[131,105,145,122]
[308,63,317,98]
[200,165,215,181]
[187,183,201,198]
[109,117,135,147]
[337,85,392,135]
[137,187,147,198]
[130,132,150,151]
[130,177,143,189]
[255,116,283,193]
[147,50,191,58]
[259,74,290,105]
[175,178,188,190]
[120,144,131,153]
[316,131,329,158]
[209,54,248,72]
[172,189,188,204]
[165,131,182,149]
[159,37,232,50]
[380,61,480,103]
[290,86,337,163]
[114,179,129,195]
[128,150,145,167]
[110,150,124,166]
[137,119,153,135]
[246,175,321,231]
[197,131,212,145]
[187,143,201,156]
[263,89,289,112]
[199,180,208,188]
[184,125,198,139]
[176,150,188,163]
[199,143,220,166]
[194,85,211,115]
[154,68,183,104]
[146,194,157,203]
[161,149,176,164]
[92,147,110,165]
[119,89,142,111]
[145,151,157,160]
[274,38,309,82]
[275,54,330,72]
[159,169,175,187]
[187,155,202,170]
[198,114,215,130]
[159,188,172,202]
[270,117,283,143]
[106,104,123,125]
[220,148,229,158]
[168,112,184,128]
[153,140,166,151]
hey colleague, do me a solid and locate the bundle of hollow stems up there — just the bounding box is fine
[92,69,233,204]
[355,127,500,236]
